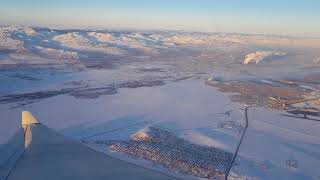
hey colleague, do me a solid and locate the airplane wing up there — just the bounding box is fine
[0,112,175,180]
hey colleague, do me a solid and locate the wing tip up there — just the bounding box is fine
[22,111,39,126]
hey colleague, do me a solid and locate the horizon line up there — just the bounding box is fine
[1,23,320,39]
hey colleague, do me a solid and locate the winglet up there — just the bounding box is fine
[22,111,39,126]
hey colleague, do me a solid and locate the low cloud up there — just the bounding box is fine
[243,51,287,65]
[314,57,320,64]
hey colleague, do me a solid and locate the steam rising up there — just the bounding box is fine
[243,51,286,65]
[314,57,320,64]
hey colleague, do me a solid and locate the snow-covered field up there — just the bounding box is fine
[231,108,320,180]
[0,26,319,179]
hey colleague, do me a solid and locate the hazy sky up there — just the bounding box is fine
[1,0,320,36]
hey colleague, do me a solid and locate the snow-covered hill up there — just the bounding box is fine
[1,26,320,66]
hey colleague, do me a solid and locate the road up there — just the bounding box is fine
[225,106,252,180]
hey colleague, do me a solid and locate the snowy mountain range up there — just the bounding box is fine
[1,26,320,66]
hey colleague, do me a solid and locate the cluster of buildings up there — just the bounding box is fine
[109,127,233,179]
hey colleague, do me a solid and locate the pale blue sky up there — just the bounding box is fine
[0,0,319,36]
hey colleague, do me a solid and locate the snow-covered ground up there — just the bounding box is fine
[0,78,245,179]
[1,78,319,179]
[231,108,320,180]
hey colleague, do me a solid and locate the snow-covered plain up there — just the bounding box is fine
[230,108,320,180]
[0,27,319,179]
